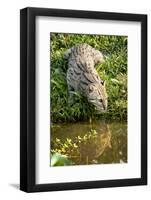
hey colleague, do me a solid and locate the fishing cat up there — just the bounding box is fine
[64,43,108,112]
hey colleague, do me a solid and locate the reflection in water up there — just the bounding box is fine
[78,124,112,164]
[51,121,127,166]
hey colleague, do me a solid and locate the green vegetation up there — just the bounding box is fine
[50,33,127,122]
[51,153,73,166]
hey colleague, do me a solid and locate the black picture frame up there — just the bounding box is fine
[20,7,147,192]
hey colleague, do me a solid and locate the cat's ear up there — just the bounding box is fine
[101,80,106,86]
[64,48,72,59]
[94,50,104,64]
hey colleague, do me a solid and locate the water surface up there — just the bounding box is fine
[51,121,127,165]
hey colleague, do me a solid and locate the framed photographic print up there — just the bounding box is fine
[20,7,147,192]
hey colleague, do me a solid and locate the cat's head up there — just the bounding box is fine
[86,81,108,112]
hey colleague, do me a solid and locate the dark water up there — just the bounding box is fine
[51,121,127,165]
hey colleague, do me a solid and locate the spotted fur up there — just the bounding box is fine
[64,43,108,112]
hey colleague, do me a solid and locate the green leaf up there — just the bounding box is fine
[51,153,73,166]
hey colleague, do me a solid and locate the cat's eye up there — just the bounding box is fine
[100,99,103,103]
[89,87,93,92]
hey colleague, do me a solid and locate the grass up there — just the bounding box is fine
[50,33,127,122]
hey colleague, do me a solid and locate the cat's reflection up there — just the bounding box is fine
[77,123,112,164]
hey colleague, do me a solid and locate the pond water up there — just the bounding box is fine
[51,121,127,166]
